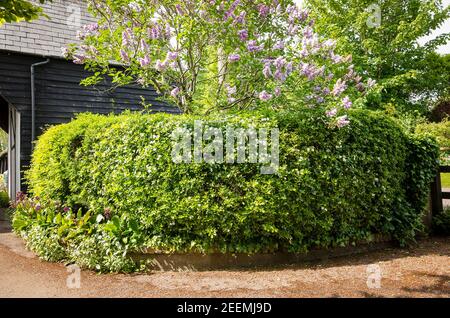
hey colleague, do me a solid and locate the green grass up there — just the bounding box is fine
[441,173,450,188]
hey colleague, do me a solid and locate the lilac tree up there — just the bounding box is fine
[65,0,375,126]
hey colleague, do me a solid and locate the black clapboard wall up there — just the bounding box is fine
[0,49,179,178]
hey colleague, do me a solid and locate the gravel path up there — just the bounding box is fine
[0,209,449,298]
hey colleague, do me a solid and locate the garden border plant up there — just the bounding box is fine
[12,109,438,272]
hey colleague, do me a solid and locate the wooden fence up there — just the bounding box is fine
[430,165,450,215]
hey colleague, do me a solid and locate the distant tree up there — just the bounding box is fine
[0,0,51,25]
[306,0,450,115]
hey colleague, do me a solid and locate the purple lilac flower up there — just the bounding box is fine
[285,62,293,75]
[73,54,86,64]
[263,63,272,78]
[326,108,338,117]
[234,11,246,24]
[303,26,313,39]
[316,96,325,104]
[274,69,286,82]
[274,57,286,69]
[300,63,312,79]
[322,39,336,49]
[228,54,241,62]
[150,25,161,39]
[300,63,320,81]
[259,90,273,101]
[274,87,281,96]
[155,59,167,71]
[273,41,285,50]
[300,48,309,57]
[171,87,180,98]
[165,24,172,38]
[139,55,151,67]
[169,61,178,70]
[336,115,350,128]
[247,40,263,53]
[140,39,149,52]
[175,4,185,15]
[331,79,347,96]
[345,66,356,81]
[258,4,270,17]
[330,52,343,64]
[238,29,248,41]
[224,0,241,20]
[34,203,41,211]
[167,51,179,61]
[122,29,131,46]
[120,49,129,62]
[83,23,99,33]
[342,96,352,109]
[288,24,298,35]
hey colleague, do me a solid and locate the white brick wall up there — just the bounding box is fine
[0,0,97,57]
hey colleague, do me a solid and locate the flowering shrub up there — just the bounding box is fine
[16,109,438,272]
[65,0,376,124]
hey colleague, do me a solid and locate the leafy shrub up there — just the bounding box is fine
[416,120,450,164]
[12,193,139,272]
[0,174,6,192]
[16,109,438,272]
[432,207,450,236]
[0,191,9,208]
[430,99,450,123]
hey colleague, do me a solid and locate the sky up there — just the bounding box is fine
[294,0,450,54]
[419,0,450,54]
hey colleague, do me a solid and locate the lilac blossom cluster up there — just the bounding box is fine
[69,0,377,125]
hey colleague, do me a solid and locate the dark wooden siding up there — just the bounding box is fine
[0,50,179,184]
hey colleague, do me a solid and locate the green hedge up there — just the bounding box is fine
[0,191,9,208]
[14,109,438,272]
[416,120,450,164]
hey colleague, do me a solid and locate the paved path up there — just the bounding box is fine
[0,209,449,298]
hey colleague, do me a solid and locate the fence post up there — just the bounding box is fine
[430,168,443,217]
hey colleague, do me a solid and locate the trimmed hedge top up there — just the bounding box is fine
[416,120,450,164]
[18,109,438,271]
